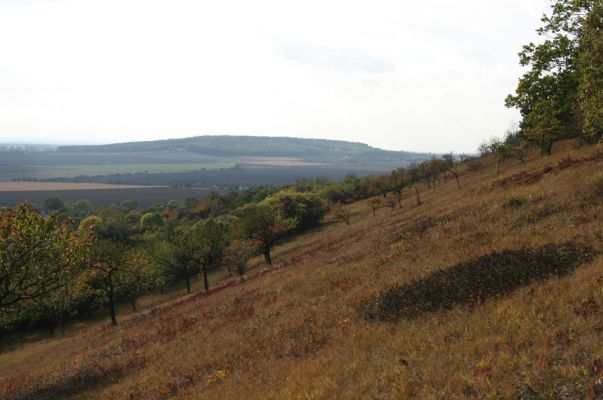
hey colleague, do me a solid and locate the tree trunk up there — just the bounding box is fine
[545,140,553,156]
[108,286,117,326]
[453,172,461,189]
[186,277,191,294]
[415,187,422,205]
[203,267,209,291]
[263,246,272,266]
[131,299,137,312]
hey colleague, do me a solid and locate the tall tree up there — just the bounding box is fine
[506,0,602,153]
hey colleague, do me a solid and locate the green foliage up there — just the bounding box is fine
[72,199,93,217]
[236,203,298,265]
[578,2,603,141]
[42,196,66,213]
[0,205,90,326]
[140,212,164,231]
[223,239,256,276]
[506,0,603,153]
[261,191,328,231]
[120,199,139,212]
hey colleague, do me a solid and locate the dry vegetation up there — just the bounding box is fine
[1,140,602,399]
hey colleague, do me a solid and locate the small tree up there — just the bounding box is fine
[443,153,461,189]
[192,217,231,291]
[237,204,297,266]
[88,239,130,325]
[490,139,514,175]
[42,196,65,213]
[332,203,352,225]
[385,196,397,212]
[368,197,382,217]
[223,239,256,276]
[414,187,422,205]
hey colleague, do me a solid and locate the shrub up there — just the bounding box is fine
[501,194,528,208]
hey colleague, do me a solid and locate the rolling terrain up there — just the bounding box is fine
[1,140,602,399]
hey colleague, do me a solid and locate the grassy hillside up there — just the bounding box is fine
[1,140,602,399]
[57,135,428,164]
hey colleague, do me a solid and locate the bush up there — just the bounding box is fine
[501,194,528,207]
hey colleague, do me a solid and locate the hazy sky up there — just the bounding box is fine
[0,0,550,153]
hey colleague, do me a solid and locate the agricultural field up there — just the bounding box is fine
[0,162,236,181]
[0,184,211,208]
[1,140,601,399]
[0,136,428,185]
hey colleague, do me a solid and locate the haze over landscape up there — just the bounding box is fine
[1,0,548,152]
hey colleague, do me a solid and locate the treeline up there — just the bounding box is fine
[505,0,602,154]
[1,153,473,335]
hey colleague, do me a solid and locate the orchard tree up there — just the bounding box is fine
[88,239,130,325]
[237,204,297,266]
[0,204,90,311]
[192,217,232,291]
[223,239,256,276]
[368,197,382,217]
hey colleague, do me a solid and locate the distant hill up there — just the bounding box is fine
[58,135,429,164]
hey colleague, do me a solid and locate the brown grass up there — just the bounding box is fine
[1,139,602,399]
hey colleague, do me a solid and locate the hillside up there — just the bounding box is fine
[57,135,429,164]
[1,140,602,399]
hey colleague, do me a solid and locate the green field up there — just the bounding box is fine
[0,162,236,180]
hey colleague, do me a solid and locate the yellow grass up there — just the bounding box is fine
[1,140,602,399]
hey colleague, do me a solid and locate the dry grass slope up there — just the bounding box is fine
[1,140,602,399]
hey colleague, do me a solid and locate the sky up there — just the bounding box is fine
[0,0,551,153]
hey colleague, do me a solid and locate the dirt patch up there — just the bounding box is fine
[362,241,596,321]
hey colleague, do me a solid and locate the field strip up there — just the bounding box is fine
[0,182,164,192]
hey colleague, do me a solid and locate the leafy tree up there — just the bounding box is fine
[120,199,139,212]
[490,139,515,175]
[332,203,352,225]
[577,2,603,142]
[0,205,90,312]
[506,0,602,153]
[88,239,130,325]
[368,197,382,217]
[237,204,297,266]
[117,249,155,312]
[152,229,199,294]
[72,199,93,217]
[192,217,232,291]
[42,196,65,213]
[262,191,328,231]
[140,212,164,231]
[223,239,256,276]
